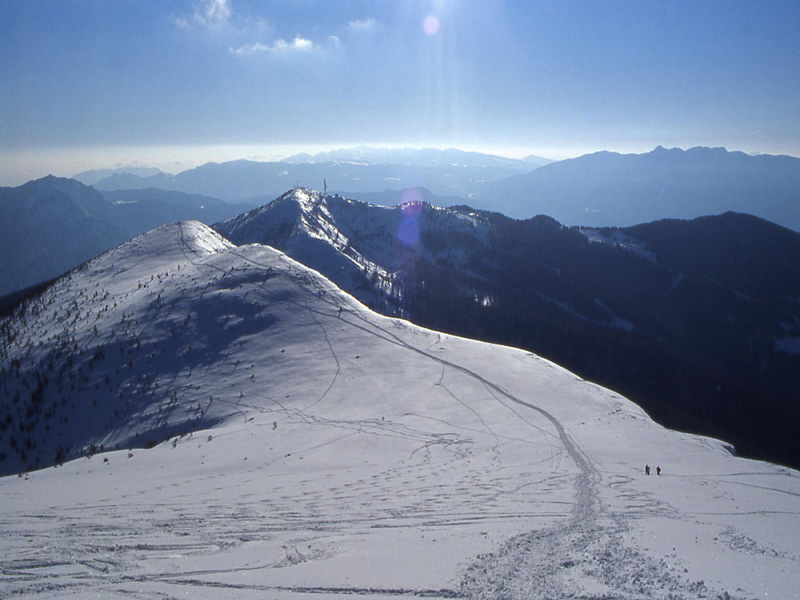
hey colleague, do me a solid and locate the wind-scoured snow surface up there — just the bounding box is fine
[1,221,798,599]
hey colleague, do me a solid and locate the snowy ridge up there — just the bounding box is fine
[1,220,799,598]
[218,190,653,335]
[216,188,396,302]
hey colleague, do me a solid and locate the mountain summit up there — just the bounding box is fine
[215,187,490,312]
[216,188,391,306]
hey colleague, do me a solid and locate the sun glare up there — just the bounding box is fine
[423,14,440,35]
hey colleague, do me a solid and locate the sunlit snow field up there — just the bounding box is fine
[1,222,798,599]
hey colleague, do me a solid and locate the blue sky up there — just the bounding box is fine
[2,0,800,184]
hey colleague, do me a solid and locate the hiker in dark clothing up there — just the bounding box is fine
[656,466,661,476]
[645,464,650,475]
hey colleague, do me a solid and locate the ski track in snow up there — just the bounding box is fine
[1,222,798,599]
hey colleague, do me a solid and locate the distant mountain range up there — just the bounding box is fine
[475,146,800,230]
[91,148,538,200]
[72,166,165,186]
[216,189,800,469]
[280,146,553,170]
[0,177,257,298]
[87,146,800,232]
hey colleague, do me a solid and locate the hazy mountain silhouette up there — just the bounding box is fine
[476,146,800,231]
[72,166,165,186]
[0,176,126,297]
[0,177,257,297]
[93,149,539,200]
[281,146,551,170]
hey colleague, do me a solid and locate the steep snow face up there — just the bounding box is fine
[1,220,799,599]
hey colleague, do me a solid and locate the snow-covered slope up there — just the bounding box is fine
[1,221,799,598]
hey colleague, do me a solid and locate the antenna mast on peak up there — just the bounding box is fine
[324,179,327,195]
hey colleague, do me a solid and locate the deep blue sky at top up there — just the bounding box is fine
[2,0,800,181]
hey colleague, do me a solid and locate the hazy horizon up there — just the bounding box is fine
[5,142,800,189]
[3,0,800,185]
[2,142,560,187]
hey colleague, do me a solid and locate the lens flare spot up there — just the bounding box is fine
[400,190,424,218]
[423,14,440,36]
[398,218,420,247]
[398,195,425,247]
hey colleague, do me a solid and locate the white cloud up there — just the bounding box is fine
[282,36,313,52]
[204,0,232,23]
[231,35,315,56]
[348,18,378,33]
[174,0,232,30]
[230,42,270,55]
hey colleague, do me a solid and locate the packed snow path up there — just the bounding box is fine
[1,221,798,599]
